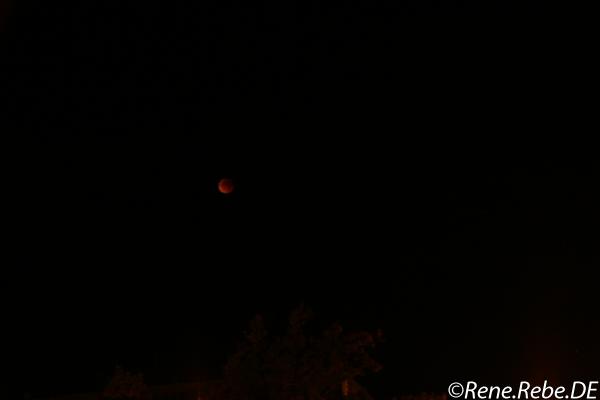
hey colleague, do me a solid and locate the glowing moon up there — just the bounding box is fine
[218,178,234,194]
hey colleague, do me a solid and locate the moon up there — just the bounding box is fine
[218,178,235,194]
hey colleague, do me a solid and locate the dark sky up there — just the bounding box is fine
[5,1,598,399]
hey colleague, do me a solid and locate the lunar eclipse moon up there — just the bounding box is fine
[218,178,235,194]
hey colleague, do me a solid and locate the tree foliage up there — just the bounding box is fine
[222,306,382,400]
[103,366,151,400]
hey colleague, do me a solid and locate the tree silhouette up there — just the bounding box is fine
[103,366,151,400]
[222,306,382,400]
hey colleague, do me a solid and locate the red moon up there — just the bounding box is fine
[218,178,235,194]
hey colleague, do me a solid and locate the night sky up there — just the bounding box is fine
[5,1,598,399]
